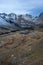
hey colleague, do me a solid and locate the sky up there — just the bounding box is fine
[0,0,43,16]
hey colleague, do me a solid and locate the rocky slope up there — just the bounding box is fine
[0,31,43,65]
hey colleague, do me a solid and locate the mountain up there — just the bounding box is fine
[0,13,43,65]
[33,13,43,26]
[17,14,34,29]
[0,16,22,31]
[0,13,7,19]
[0,12,43,31]
[0,16,12,29]
[0,13,35,30]
[39,12,43,20]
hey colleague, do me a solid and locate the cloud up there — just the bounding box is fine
[0,0,43,16]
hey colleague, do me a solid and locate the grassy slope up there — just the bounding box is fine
[0,31,43,65]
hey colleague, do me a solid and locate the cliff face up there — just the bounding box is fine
[0,31,43,65]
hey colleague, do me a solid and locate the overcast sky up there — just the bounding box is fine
[0,0,43,16]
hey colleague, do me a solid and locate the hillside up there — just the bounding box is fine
[0,30,43,65]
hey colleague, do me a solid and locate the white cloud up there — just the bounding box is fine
[0,0,43,14]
